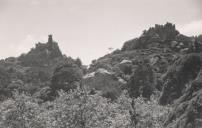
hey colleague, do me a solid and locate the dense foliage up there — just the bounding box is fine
[159,53,202,105]
[0,24,202,127]
[0,88,171,128]
[127,61,155,99]
[50,62,83,92]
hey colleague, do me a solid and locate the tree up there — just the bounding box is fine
[50,62,83,93]
[75,57,82,67]
[0,89,171,128]
[0,66,11,100]
[127,61,155,99]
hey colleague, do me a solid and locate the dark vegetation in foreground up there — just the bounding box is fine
[0,23,202,128]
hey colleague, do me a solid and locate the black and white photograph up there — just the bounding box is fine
[0,0,202,128]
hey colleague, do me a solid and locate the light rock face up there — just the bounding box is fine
[83,72,96,79]
[120,59,132,64]
[83,68,113,79]
[96,68,113,75]
[118,60,133,75]
[170,41,178,48]
[117,77,127,84]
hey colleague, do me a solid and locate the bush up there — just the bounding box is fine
[131,95,172,128]
[0,92,44,128]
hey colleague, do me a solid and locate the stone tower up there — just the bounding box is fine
[48,34,53,43]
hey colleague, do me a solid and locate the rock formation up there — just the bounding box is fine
[18,35,63,67]
[164,69,202,128]
[159,54,202,105]
[83,68,123,100]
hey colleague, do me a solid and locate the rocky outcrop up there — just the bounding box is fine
[164,70,202,128]
[159,54,202,105]
[83,68,123,100]
[18,35,63,67]
[145,23,179,42]
[118,59,133,75]
[122,23,179,51]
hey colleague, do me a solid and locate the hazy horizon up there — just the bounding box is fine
[0,0,202,65]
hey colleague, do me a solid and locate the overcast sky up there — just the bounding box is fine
[0,0,202,65]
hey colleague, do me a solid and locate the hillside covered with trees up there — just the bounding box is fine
[0,23,202,128]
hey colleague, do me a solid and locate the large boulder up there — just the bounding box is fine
[159,54,202,105]
[83,68,123,100]
[164,70,202,128]
[118,59,133,75]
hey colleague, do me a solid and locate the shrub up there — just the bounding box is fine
[0,92,44,128]
[39,88,132,128]
[131,95,172,128]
